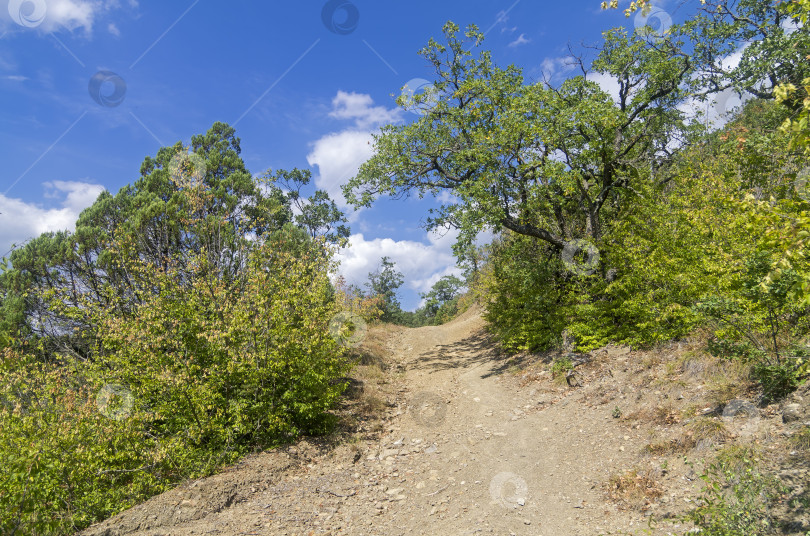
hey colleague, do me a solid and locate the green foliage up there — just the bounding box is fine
[420,275,464,325]
[345,20,693,256]
[480,95,810,368]
[605,0,810,110]
[365,256,405,323]
[0,126,352,535]
[685,446,784,536]
[0,348,172,535]
[697,248,809,402]
[482,234,567,351]
[0,122,349,354]
[550,357,574,377]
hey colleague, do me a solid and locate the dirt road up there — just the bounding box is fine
[81,307,700,535]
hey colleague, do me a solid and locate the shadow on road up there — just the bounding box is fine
[407,327,538,378]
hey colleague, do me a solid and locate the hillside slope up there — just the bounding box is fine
[81,307,809,535]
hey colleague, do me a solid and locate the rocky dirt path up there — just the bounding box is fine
[82,307,704,536]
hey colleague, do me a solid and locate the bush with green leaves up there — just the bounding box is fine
[0,129,353,534]
[480,98,810,374]
[0,227,348,534]
[482,234,568,352]
[685,446,784,536]
[0,348,171,535]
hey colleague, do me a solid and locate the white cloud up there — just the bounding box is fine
[3,74,27,81]
[589,72,621,104]
[107,21,119,35]
[329,91,402,130]
[436,190,459,205]
[681,88,750,130]
[336,228,462,298]
[508,33,530,48]
[307,91,402,211]
[306,129,374,210]
[677,45,750,129]
[45,0,95,32]
[0,180,105,255]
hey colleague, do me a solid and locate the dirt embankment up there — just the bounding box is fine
[81,306,810,536]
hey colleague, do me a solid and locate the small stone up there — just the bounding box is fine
[723,399,758,418]
[783,403,803,423]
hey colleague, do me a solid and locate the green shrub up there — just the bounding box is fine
[0,350,170,535]
[0,229,350,534]
[751,361,803,404]
[482,235,567,352]
[685,446,784,536]
[551,357,574,377]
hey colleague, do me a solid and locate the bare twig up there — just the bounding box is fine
[316,487,356,497]
[426,485,449,497]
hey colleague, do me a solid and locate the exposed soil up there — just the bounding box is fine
[80,306,810,536]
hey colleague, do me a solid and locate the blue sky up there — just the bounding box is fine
[0,0,686,310]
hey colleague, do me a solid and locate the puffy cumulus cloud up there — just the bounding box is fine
[306,129,374,210]
[46,0,95,31]
[329,91,402,130]
[436,190,459,205]
[307,91,401,211]
[537,57,622,102]
[336,228,462,297]
[0,180,105,255]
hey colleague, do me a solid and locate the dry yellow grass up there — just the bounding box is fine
[606,467,663,510]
